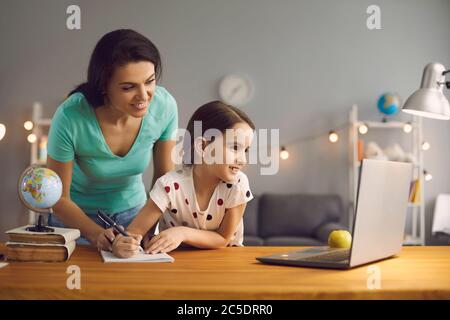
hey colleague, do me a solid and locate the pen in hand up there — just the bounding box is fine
[97,210,145,253]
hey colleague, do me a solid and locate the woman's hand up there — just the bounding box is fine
[146,227,185,254]
[94,228,116,251]
[112,233,143,258]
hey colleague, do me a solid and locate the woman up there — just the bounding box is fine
[47,29,178,251]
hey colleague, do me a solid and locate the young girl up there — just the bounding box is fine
[112,101,255,258]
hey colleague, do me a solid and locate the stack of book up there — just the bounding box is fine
[5,225,80,262]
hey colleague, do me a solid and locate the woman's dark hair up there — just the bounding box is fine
[69,29,162,108]
[183,101,255,165]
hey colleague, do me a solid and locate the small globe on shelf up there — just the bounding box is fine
[377,93,402,122]
[18,164,63,232]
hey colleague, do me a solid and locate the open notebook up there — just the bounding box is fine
[101,250,174,263]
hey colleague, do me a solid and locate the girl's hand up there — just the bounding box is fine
[141,232,155,251]
[112,233,143,258]
[146,227,185,254]
[94,228,116,251]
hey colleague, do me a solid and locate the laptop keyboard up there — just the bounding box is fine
[300,249,350,262]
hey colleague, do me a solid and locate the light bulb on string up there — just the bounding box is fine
[423,170,432,182]
[358,124,368,135]
[280,146,289,160]
[421,141,430,151]
[0,123,6,140]
[0,123,6,141]
[24,121,33,131]
[328,130,339,143]
[27,133,37,143]
[403,122,412,133]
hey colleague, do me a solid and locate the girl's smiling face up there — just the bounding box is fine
[202,122,254,183]
[104,61,156,118]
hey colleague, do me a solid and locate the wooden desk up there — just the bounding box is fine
[0,244,449,299]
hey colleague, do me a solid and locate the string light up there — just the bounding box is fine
[27,133,37,143]
[328,130,339,143]
[421,141,430,151]
[424,170,433,182]
[0,123,5,141]
[24,121,33,131]
[403,122,412,133]
[358,123,368,135]
[280,146,289,160]
[277,123,347,158]
[276,118,424,168]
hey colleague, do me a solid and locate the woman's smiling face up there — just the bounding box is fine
[104,61,156,118]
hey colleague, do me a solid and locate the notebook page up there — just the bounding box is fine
[100,250,174,263]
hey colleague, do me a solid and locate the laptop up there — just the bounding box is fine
[256,159,413,269]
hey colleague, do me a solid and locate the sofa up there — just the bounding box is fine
[243,193,348,246]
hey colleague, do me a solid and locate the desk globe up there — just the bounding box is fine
[18,164,62,232]
[377,93,402,121]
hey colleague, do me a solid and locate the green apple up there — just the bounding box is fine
[328,230,352,248]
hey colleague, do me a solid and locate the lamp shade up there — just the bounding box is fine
[402,63,450,120]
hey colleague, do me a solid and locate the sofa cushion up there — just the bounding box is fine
[243,235,264,246]
[243,195,258,236]
[264,237,324,246]
[259,194,343,238]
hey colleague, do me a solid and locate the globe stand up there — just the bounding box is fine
[25,214,54,233]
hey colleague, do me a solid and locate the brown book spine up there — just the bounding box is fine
[8,233,65,245]
[6,244,68,262]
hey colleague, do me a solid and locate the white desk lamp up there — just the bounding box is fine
[402,62,450,243]
[402,63,450,120]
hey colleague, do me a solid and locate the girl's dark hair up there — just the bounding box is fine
[183,101,255,165]
[69,29,162,108]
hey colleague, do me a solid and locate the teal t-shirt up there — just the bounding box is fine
[47,86,178,214]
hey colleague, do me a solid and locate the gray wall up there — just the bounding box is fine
[0,0,449,244]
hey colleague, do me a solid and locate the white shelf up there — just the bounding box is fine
[356,161,420,169]
[28,102,51,224]
[349,104,426,246]
[35,119,51,126]
[356,121,417,129]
